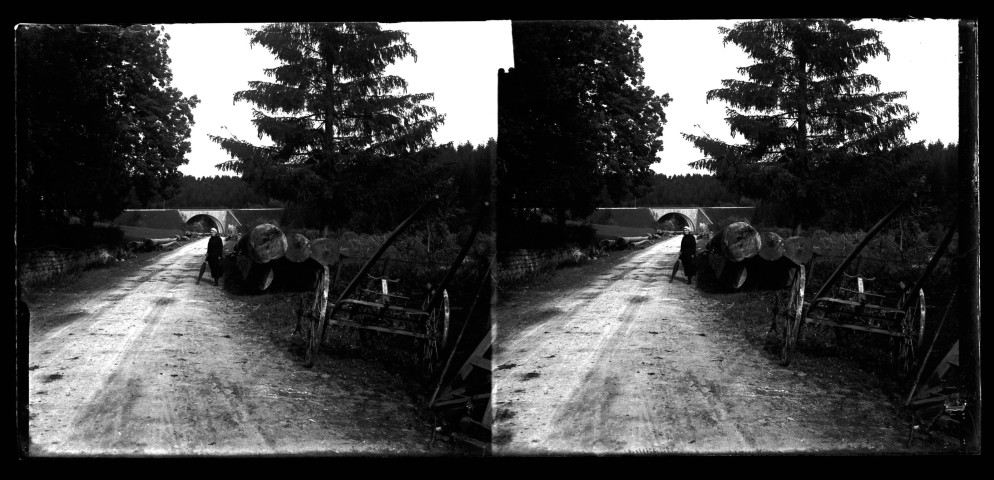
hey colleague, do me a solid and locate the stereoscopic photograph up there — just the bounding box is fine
[15,18,978,458]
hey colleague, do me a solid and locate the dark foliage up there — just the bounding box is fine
[16,24,198,237]
[684,20,918,230]
[602,173,744,207]
[125,175,274,209]
[209,23,447,232]
[499,21,671,227]
[18,224,125,251]
[498,221,597,251]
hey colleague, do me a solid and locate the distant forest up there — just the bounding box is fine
[125,140,494,232]
[600,173,745,208]
[125,175,275,209]
[126,140,957,233]
[601,140,959,230]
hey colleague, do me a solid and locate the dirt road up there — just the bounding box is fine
[492,236,910,454]
[25,238,433,456]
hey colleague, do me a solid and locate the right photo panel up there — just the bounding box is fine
[492,19,967,455]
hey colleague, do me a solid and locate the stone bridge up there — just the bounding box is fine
[595,206,755,234]
[119,208,284,235]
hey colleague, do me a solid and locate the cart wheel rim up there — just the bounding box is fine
[780,265,805,366]
[442,290,450,349]
[422,290,450,373]
[898,289,927,373]
[916,289,926,347]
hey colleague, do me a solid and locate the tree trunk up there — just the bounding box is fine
[284,233,312,263]
[248,223,288,264]
[145,237,176,246]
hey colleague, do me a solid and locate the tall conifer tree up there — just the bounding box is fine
[683,19,917,228]
[211,23,444,228]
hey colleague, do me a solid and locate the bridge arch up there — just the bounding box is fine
[185,214,224,234]
[656,212,695,232]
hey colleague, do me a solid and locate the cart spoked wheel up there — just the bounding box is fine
[422,289,450,373]
[898,289,926,374]
[303,268,331,368]
[304,313,322,368]
[779,265,806,366]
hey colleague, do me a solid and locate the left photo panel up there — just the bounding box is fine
[15,21,511,457]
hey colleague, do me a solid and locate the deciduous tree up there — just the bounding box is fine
[16,24,198,232]
[499,21,670,227]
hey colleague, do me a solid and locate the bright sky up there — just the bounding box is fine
[162,22,514,179]
[631,19,961,176]
[163,20,959,180]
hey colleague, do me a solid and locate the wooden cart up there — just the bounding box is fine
[300,197,489,372]
[771,201,956,372]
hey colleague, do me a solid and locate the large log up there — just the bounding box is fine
[619,235,649,244]
[629,239,650,249]
[236,254,254,281]
[709,253,748,289]
[255,266,275,291]
[284,233,312,263]
[271,257,323,291]
[236,254,275,292]
[143,237,177,250]
[721,222,761,262]
[709,251,726,279]
[744,256,796,290]
[758,231,785,261]
[309,238,340,266]
[247,223,288,264]
[782,236,814,266]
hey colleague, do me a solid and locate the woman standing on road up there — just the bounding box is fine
[196,228,224,286]
[670,226,697,284]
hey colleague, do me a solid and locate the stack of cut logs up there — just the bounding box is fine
[127,234,192,253]
[599,234,658,251]
[705,222,812,290]
[233,223,337,292]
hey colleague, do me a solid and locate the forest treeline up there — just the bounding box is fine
[127,140,495,232]
[600,173,744,208]
[605,140,959,231]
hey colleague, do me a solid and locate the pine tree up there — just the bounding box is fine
[683,19,917,228]
[210,23,444,228]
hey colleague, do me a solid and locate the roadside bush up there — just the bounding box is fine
[239,216,281,236]
[18,223,125,250]
[659,219,679,231]
[498,221,597,251]
[711,216,751,234]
